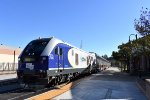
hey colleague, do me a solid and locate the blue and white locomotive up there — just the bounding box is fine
[17,37,96,85]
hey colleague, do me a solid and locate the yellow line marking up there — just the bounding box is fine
[28,81,79,100]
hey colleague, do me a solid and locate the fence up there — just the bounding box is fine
[0,63,18,72]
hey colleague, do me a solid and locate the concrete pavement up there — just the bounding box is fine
[53,67,147,100]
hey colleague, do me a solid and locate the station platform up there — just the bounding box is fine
[0,73,17,81]
[0,71,16,75]
[53,67,147,100]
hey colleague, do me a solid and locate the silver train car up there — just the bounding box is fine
[90,52,111,72]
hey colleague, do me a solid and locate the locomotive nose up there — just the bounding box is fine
[17,56,48,80]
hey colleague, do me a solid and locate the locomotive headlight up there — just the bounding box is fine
[40,70,43,73]
[40,57,47,64]
[39,70,46,73]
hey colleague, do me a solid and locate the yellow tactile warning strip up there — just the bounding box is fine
[28,78,83,100]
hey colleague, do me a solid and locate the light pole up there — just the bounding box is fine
[129,34,137,43]
[129,34,137,74]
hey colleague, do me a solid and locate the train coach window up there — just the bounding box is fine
[72,50,74,56]
[75,53,79,65]
[87,57,89,65]
[91,57,93,61]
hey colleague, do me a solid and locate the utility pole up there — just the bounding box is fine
[14,50,15,71]
[80,40,82,49]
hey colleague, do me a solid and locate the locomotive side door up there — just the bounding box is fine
[55,46,64,72]
[59,47,64,72]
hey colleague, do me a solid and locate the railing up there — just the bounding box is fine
[0,63,18,71]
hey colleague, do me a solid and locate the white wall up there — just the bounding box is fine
[0,54,19,63]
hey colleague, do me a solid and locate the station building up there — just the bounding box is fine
[0,45,22,71]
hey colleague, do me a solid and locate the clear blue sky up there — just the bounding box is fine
[0,0,149,57]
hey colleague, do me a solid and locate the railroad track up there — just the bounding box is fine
[0,80,68,100]
[0,78,18,86]
[5,87,53,100]
[0,78,21,94]
[0,81,65,100]
[0,75,91,100]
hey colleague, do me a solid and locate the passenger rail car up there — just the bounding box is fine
[90,53,111,72]
[96,54,111,71]
[17,37,96,85]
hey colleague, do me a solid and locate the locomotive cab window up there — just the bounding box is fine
[22,38,50,56]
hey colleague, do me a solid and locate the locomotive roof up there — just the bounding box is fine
[41,37,91,56]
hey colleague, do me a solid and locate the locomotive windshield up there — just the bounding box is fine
[22,38,50,56]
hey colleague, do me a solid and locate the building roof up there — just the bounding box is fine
[0,45,22,55]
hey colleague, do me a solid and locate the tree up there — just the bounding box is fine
[102,54,108,59]
[112,43,133,72]
[134,7,150,36]
[112,7,150,72]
